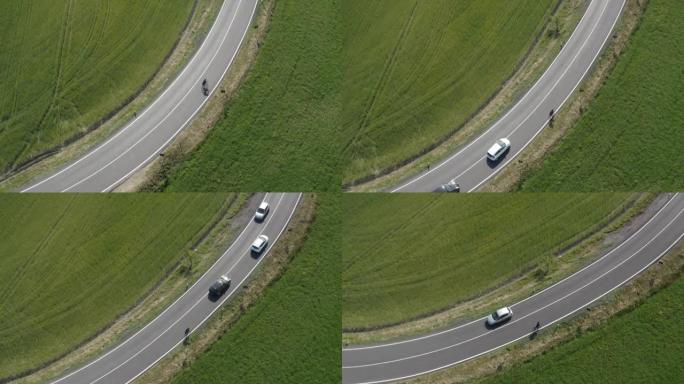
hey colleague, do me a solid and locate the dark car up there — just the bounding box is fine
[209,275,231,297]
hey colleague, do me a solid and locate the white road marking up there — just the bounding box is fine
[122,194,301,384]
[344,205,683,370]
[22,0,256,193]
[50,192,285,384]
[20,2,236,192]
[344,191,675,352]
[392,0,621,193]
[89,193,292,384]
[470,0,625,191]
[345,207,683,383]
[59,0,248,192]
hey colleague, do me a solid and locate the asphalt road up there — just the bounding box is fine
[391,0,626,192]
[343,193,684,384]
[21,0,258,192]
[49,193,301,384]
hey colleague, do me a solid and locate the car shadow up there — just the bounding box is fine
[486,152,510,169]
[484,317,512,330]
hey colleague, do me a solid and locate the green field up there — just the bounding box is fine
[343,193,632,330]
[165,0,341,192]
[172,195,340,384]
[0,0,194,175]
[481,274,684,384]
[520,0,684,191]
[342,0,555,182]
[0,193,227,379]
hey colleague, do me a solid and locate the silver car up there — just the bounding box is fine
[254,201,270,222]
[251,234,269,254]
[486,138,511,161]
[486,306,513,327]
[440,179,460,192]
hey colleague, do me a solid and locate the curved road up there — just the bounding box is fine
[392,0,626,192]
[21,0,258,192]
[49,193,301,384]
[343,193,684,384]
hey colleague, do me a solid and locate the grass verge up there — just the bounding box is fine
[163,0,342,192]
[125,0,275,192]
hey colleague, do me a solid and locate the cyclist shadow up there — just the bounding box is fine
[529,330,539,340]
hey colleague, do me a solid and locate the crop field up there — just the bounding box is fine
[520,0,684,191]
[0,0,194,175]
[0,193,228,379]
[165,0,342,192]
[342,0,555,182]
[172,195,340,384]
[481,274,684,384]
[342,193,633,330]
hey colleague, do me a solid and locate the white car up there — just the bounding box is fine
[486,138,511,161]
[440,179,460,192]
[254,201,270,222]
[251,234,269,254]
[486,306,513,327]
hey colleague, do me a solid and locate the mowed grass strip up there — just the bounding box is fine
[165,0,342,192]
[342,0,554,182]
[0,193,227,379]
[480,274,684,384]
[342,193,632,330]
[0,0,193,174]
[172,195,340,384]
[520,0,684,191]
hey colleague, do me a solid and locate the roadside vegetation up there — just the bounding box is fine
[480,274,684,384]
[342,193,634,330]
[342,0,556,183]
[0,193,228,380]
[0,0,194,176]
[519,0,684,191]
[164,0,341,192]
[171,195,340,384]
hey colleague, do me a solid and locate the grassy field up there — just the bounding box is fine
[0,0,194,175]
[480,274,684,384]
[520,0,684,191]
[342,0,555,182]
[165,0,341,192]
[342,193,633,330]
[0,193,228,380]
[171,195,340,384]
